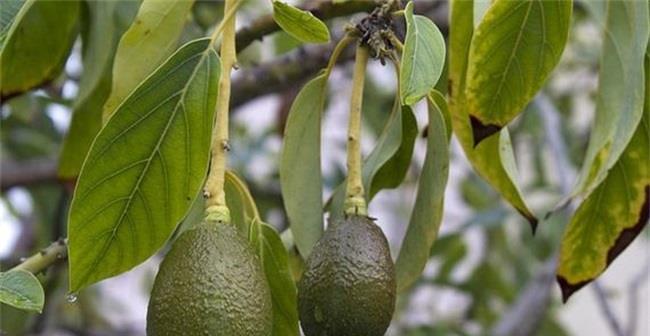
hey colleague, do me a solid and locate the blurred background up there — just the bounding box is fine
[1,1,648,335]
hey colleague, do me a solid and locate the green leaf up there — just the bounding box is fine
[280,74,328,258]
[102,0,195,121]
[448,0,537,230]
[0,0,24,47]
[557,53,650,302]
[465,0,572,144]
[0,0,79,99]
[395,94,449,292]
[58,1,140,179]
[572,0,649,197]
[0,270,44,313]
[327,102,415,219]
[224,170,260,239]
[251,220,300,336]
[400,1,446,105]
[272,1,330,44]
[67,38,220,292]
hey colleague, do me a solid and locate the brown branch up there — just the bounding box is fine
[1,158,59,191]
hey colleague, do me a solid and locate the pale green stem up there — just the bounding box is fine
[10,239,67,274]
[343,45,370,216]
[204,0,238,224]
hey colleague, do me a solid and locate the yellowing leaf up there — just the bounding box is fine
[68,39,220,292]
[465,0,571,144]
[557,101,649,302]
[449,0,536,229]
[572,0,649,197]
[272,1,330,44]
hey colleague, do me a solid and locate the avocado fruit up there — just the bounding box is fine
[298,215,396,336]
[147,220,272,336]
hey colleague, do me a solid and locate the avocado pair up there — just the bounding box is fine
[146,215,395,336]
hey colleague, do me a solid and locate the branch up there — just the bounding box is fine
[1,158,59,191]
[593,282,626,336]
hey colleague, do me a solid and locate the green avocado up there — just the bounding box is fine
[298,215,396,336]
[146,220,272,336]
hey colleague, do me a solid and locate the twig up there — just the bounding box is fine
[10,239,68,274]
[593,281,626,336]
[0,158,59,191]
[627,259,650,336]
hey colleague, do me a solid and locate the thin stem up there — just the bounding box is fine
[204,0,238,223]
[11,239,67,274]
[326,35,355,75]
[343,45,369,216]
[209,0,242,45]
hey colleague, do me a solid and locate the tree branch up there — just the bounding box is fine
[10,238,68,274]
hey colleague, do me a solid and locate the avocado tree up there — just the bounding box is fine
[1,0,648,335]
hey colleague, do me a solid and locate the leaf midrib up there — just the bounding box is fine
[75,46,214,289]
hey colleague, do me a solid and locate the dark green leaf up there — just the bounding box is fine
[0,0,24,47]
[102,0,195,120]
[400,2,446,105]
[280,74,328,258]
[572,0,649,197]
[395,94,450,292]
[0,0,79,98]
[0,270,44,313]
[225,170,260,239]
[67,39,220,292]
[58,1,139,179]
[272,1,330,44]
[466,0,572,142]
[251,220,300,336]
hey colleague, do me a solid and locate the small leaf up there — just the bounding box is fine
[272,1,330,44]
[0,270,44,313]
[557,101,649,302]
[449,0,536,229]
[395,93,449,292]
[68,39,220,292]
[280,74,328,258]
[465,0,572,143]
[58,1,140,179]
[400,2,446,105]
[0,0,79,99]
[252,220,300,336]
[102,0,195,121]
[572,0,649,197]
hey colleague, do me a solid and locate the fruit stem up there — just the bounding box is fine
[204,0,238,224]
[11,239,68,274]
[344,45,369,216]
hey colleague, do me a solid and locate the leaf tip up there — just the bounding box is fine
[556,275,588,303]
[470,115,501,147]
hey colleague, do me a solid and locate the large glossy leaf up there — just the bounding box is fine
[67,39,220,292]
[0,270,44,313]
[58,1,140,179]
[0,0,79,99]
[395,93,449,292]
[557,96,649,302]
[465,0,572,144]
[0,0,24,47]
[102,0,194,121]
[449,0,537,230]
[571,0,649,197]
[400,1,446,105]
[327,103,416,219]
[280,74,328,258]
[272,1,330,44]
[250,219,300,336]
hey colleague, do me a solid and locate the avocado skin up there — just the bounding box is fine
[147,221,272,336]
[298,215,396,336]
